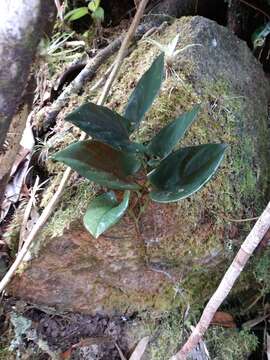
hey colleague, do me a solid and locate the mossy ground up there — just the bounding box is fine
[137,308,258,360]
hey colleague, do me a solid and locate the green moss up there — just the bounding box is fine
[0,347,13,360]
[142,310,257,360]
[33,180,98,254]
[101,283,181,314]
[180,265,224,310]
[146,310,184,360]
[253,248,270,295]
[206,328,258,360]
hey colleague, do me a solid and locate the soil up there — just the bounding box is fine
[2,298,132,360]
[28,310,126,359]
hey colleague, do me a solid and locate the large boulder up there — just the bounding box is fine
[8,16,270,315]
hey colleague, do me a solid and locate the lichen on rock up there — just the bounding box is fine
[8,16,270,319]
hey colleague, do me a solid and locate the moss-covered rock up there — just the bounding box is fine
[8,17,270,317]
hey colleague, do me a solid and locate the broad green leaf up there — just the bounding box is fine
[148,104,201,159]
[53,140,141,190]
[148,143,227,203]
[88,0,100,12]
[83,191,130,238]
[64,7,89,21]
[92,7,104,22]
[124,53,164,134]
[66,102,144,153]
[65,102,131,150]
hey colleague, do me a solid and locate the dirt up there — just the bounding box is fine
[1,300,133,360]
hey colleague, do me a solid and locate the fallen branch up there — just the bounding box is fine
[43,36,123,131]
[0,0,149,294]
[170,201,270,360]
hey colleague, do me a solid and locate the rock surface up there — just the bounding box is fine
[8,17,270,316]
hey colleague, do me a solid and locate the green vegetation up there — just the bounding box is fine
[53,52,226,238]
[206,327,258,360]
[64,0,104,24]
[253,248,270,295]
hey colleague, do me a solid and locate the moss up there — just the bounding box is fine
[101,283,181,314]
[206,328,258,360]
[142,310,257,360]
[3,204,26,256]
[44,181,96,238]
[0,348,13,360]
[146,310,184,360]
[32,180,98,255]
[253,248,270,295]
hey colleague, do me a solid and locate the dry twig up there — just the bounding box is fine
[19,176,40,251]
[170,201,270,360]
[0,0,149,294]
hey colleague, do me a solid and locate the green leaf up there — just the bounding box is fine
[91,7,104,22]
[65,102,130,150]
[66,102,145,154]
[53,140,141,190]
[88,0,100,12]
[148,104,201,159]
[64,7,89,21]
[66,102,144,153]
[124,53,164,134]
[148,143,227,203]
[83,191,130,238]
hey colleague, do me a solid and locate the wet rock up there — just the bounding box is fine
[8,17,270,316]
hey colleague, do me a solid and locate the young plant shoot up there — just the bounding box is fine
[53,52,227,238]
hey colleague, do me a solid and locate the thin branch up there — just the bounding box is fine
[99,0,149,103]
[90,61,115,92]
[222,215,259,223]
[43,36,123,131]
[19,175,40,251]
[238,0,270,20]
[170,201,270,360]
[0,0,149,294]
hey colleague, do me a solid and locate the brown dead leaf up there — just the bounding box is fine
[60,349,72,360]
[211,311,236,328]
